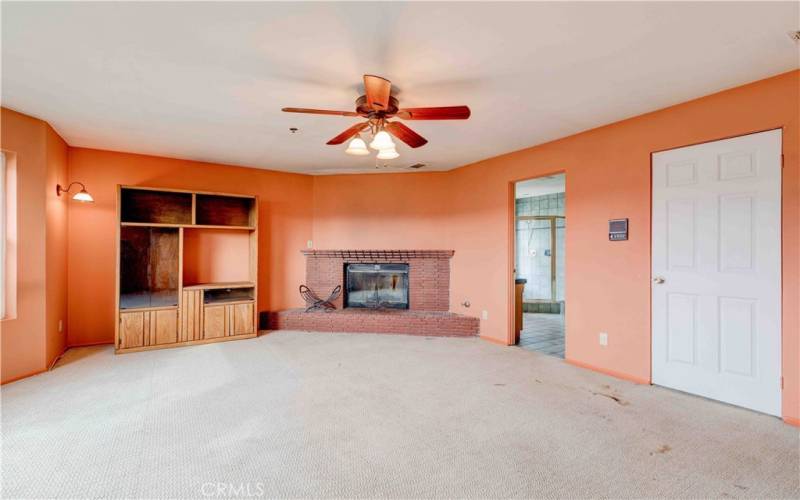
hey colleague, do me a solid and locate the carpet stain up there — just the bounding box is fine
[493,383,506,386]
[733,484,748,490]
[591,391,629,406]
[650,444,672,456]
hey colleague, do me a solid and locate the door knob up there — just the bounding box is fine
[653,276,665,284]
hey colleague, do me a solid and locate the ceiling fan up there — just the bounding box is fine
[282,74,470,159]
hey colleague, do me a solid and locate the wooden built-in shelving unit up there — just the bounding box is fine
[115,186,258,353]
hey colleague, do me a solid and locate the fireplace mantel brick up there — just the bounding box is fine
[302,249,454,259]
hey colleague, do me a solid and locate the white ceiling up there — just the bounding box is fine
[516,174,566,199]
[2,2,798,175]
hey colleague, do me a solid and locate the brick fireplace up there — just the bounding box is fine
[269,250,479,337]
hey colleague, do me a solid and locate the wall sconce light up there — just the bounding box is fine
[56,182,94,203]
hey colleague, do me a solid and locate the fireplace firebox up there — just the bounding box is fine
[345,263,409,309]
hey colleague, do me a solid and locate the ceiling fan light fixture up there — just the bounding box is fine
[345,136,369,155]
[376,147,399,160]
[369,130,395,151]
[281,75,471,163]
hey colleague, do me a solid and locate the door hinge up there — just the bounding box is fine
[781,376,784,389]
[781,154,785,168]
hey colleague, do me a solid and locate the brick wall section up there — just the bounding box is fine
[302,250,453,311]
[269,309,479,337]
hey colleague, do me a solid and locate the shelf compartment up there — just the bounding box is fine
[195,194,255,227]
[120,226,179,310]
[120,222,255,230]
[203,287,255,305]
[120,291,178,310]
[182,281,255,291]
[121,188,192,225]
[182,228,251,285]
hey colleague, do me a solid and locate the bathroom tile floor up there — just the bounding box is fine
[518,312,565,358]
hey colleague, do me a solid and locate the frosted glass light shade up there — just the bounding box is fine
[369,130,395,150]
[72,189,94,203]
[376,147,399,160]
[345,137,369,155]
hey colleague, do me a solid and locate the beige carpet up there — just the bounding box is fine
[2,331,798,499]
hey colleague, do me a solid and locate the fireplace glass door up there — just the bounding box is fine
[345,263,409,309]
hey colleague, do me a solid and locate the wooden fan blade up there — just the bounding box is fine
[363,74,391,111]
[385,121,428,148]
[396,106,471,120]
[326,122,369,145]
[282,107,359,117]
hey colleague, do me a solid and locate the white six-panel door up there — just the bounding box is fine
[652,129,782,416]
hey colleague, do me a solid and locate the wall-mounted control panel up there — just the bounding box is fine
[609,218,628,241]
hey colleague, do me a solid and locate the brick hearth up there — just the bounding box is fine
[269,309,479,337]
[268,249,479,337]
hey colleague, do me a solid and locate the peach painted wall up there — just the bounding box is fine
[45,125,69,367]
[0,108,69,383]
[311,172,450,249]
[66,148,313,346]
[311,71,800,422]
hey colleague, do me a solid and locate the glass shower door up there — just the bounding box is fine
[516,216,565,302]
[516,218,553,301]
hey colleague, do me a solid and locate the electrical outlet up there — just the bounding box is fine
[599,332,608,347]
[306,240,313,249]
[58,320,63,333]
[481,310,489,320]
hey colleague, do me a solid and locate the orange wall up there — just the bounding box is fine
[312,70,800,422]
[66,148,313,346]
[0,108,68,382]
[45,125,69,367]
[311,172,450,250]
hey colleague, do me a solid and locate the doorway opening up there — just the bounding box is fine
[514,174,565,358]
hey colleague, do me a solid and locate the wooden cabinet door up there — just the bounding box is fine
[230,302,254,336]
[180,290,203,342]
[203,305,227,339]
[119,312,145,349]
[151,309,178,345]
